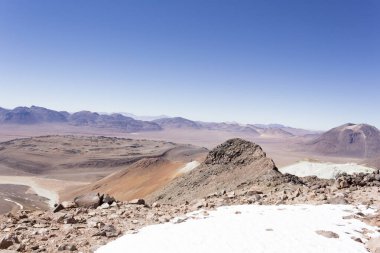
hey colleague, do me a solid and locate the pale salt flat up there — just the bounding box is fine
[0,176,58,207]
[279,161,375,179]
[177,161,200,174]
[3,198,24,209]
[96,204,379,253]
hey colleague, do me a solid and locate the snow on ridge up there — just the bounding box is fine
[177,161,200,174]
[96,204,379,253]
[279,161,375,179]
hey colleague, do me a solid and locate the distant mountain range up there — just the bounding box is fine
[1,106,380,159]
[152,117,321,137]
[0,106,161,132]
[0,106,318,136]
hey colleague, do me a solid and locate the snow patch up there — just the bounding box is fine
[96,204,379,253]
[279,161,375,179]
[177,161,200,174]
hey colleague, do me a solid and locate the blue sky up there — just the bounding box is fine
[0,0,379,130]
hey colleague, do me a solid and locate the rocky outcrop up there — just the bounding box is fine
[147,138,281,204]
[334,169,380,189]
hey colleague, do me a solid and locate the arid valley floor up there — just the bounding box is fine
[0,112,380,252]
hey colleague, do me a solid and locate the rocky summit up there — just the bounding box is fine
[147,138,281,204]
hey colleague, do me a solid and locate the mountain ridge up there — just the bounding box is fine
[2,106,377,142]
[0,106,161,132]
[307,123,380,158]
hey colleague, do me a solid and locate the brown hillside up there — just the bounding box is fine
[61,145,207,201]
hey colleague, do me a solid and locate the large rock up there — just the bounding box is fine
[129,199,145,205]
[315,230,339,239]
[74,193,103,208]
[327,196,348,205]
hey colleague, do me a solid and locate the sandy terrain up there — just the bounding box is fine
[0,126,373,215]
[0,176,87,208]
[0,135,179,180]
[61,146,207,201]
[0,124,366,168]
[0,184,49,214]
[0,135,207,212]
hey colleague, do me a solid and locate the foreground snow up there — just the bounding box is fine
[279,161,375,179]
[96,204,379,253]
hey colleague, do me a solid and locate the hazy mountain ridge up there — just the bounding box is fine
[1,106,377,145]
[153,117,202,129]
[0,106,161,132]
[0,106,313,136]
[151,117,309,137]
[69,111,161,131]
[0,106,68,124]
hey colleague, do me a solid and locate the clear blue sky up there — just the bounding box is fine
[0,0,379,130]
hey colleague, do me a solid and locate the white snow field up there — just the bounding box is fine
[279,161,375,179]
[177,161,200,174]
[96,204,379,253]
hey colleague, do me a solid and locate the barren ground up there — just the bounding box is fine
[0,132,207,213]
[0,124,373,214]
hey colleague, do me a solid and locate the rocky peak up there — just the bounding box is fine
[204,138,267,166]
[147,139,280,204]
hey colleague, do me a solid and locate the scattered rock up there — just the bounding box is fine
[351,237,363,243]
[61,201,77,209]
[103,195,116,205]
[327,196,348,205]
[98,203,110,209]
[128,199,145,205]
[315,230,339,238]
[58,244,77,251]
[152,202,160,208]
[53,204,65,213]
